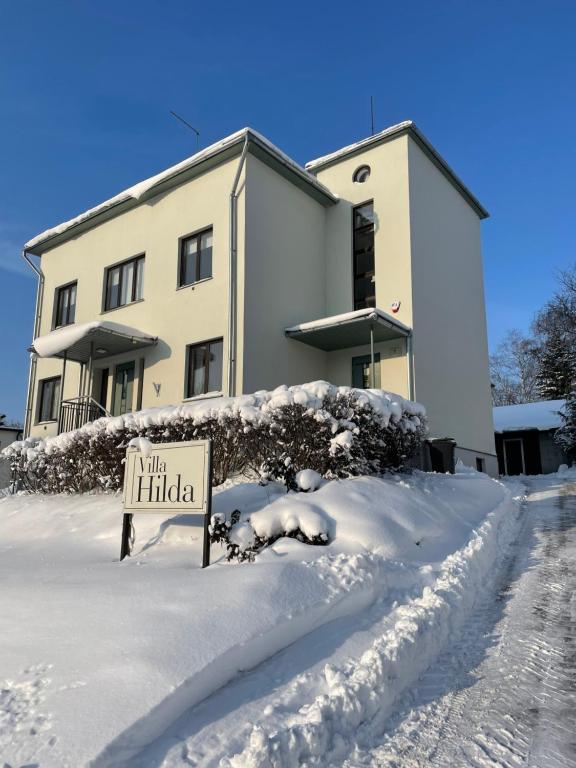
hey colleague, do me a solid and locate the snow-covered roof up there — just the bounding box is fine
[32,321,157,362]
[305,120,489,220]
[25,129,337,254]
[493,400,565,433]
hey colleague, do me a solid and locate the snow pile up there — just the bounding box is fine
[5,382,426,493]
[0,470,519,766]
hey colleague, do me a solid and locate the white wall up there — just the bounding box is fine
[407,137,496,458]
[241,155,328,392]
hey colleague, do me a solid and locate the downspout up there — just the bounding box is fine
[22,249,44,437]
[227,133,249,397]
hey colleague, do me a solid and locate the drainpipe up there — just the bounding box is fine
[370,324,375,388]
[21,249,44,437]
[227,133,249,398]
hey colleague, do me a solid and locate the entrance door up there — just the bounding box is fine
[504,438,525,475]
[112,362,135,416]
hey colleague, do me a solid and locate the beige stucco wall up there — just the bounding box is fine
[407,137,496,457]
[241,155,328,393]
[29,155,246,439]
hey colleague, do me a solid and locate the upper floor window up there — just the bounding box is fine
[353,202,376,310]
[179,228,213,287]
[104,255,144,311]
[54,281,77,328]
[38,376,61,422]
[185,338,223,398]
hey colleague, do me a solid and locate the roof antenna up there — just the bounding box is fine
[169,110,200,151]
[370,96,375,136]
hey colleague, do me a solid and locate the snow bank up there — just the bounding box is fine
[0,470,517,767]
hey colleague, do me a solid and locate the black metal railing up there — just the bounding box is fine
[58,396,109,434]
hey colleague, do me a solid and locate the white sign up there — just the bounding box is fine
[123,440,211,513]
[121,439,212,567]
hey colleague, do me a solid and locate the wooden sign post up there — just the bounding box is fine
[120,439,212,568]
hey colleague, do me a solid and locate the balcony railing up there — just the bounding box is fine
[58,396,110,434]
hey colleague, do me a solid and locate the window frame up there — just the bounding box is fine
[102,253,145,312]
[178,226,213,289]
[352,352,381,389]
[184,337,224,399]
[352,200,376,311]
[37,376,61,423]
[52,281,77,329]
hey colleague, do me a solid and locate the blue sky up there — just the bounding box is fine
[1,0,575,421]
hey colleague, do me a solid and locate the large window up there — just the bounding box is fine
[104,255,144,311]
[54,282,77,328]
[185,338,223,398]
[353,202,376,310]
[38,377,61,422]
[179,228,213,287]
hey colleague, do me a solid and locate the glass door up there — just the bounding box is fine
[112,362,135,416]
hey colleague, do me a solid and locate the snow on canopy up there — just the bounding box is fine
[32,320,156,358]
[493,400,565,433]
[285,307,410,334]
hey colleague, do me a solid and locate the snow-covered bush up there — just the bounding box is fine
[555,391,576,458]
[3,382,426,494]
[209,505,330,562]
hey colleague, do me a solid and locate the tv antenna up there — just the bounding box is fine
[370,96,375,136]
[169,110,200,150]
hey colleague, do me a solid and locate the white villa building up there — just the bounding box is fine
[21,121,497,474]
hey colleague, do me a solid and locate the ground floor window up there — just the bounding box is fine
[38,377,61,422]
[352,353,381,389]
[476,457,485,472]
[186,338,223,398]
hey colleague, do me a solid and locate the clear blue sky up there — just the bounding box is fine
[1,0,575,422]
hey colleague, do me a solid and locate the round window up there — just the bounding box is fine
[353,165,371,184]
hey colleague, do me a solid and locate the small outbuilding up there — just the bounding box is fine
[493,400,568,475]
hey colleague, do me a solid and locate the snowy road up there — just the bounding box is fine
[112,475,575,767]
[347,475,576,767]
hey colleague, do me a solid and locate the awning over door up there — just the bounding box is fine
[31,320,157,363]
[285,307,411,351]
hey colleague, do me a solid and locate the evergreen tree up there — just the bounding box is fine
[555,391,576,458]
[535,329,576,399]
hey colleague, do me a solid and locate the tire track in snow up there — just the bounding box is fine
[350,478,576,768]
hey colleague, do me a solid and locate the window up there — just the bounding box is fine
[54,282,77,328]
[185,338,223,398]
[104,255,144,311]
[38,377,61,422]
[353,202,376,310]
[352,353,381,389]
[476,457,486,473]
[179,228,213,287]
[353,165,371,184]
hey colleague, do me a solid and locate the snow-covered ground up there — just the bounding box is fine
[0,468,520,767]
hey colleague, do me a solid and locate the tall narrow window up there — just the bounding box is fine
[104,255,144,311]
[38,377,61,422]
[185,338,223,398]
[54,282,77,328]
[179,228,213,287]
[353,202,375,310]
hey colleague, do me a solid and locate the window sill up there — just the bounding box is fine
[176,276,213,292]
[100,299,145,315]
[182,391,223,404]
[35,420,57,426]
[52,321,76,331]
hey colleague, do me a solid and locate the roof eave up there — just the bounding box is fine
[306,122,489,220]
[25,131,338,256]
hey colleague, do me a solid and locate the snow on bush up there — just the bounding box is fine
[4,381,426,494]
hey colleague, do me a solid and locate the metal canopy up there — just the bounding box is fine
[31,325,157,363]
[285,308,410,352]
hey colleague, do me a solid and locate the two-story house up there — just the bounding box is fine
[20,121,497,474]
